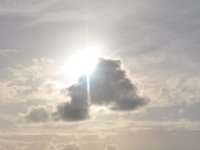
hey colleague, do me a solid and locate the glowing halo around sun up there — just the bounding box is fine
[68,47,100,80]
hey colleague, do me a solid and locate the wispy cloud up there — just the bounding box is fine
[0,49,18,55]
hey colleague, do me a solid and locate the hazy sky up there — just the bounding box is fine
[0,0,200,149]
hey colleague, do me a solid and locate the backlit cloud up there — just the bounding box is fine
[20,57,147,122]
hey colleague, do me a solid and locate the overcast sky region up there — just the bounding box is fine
[0,0,200,149]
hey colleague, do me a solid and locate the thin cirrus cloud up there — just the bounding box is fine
[20,57,147,122]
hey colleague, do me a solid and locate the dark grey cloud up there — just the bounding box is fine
[20,57,147,122]
[89,58,146,110]
[53,72,89,121]
[54,57,146,121]
[54,101,89,121]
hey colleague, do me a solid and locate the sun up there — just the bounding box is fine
[68,48,100,79]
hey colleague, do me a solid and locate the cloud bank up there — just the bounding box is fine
[20,57,147,122]
[61,144,80,150]
[105,144,120,150]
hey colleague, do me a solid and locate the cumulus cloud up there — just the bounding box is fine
[53,101,89,121]
[89,58,146,110]
[19,105,50,123]
[20,57,147,122]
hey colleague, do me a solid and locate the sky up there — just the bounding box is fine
[0,0,200,149]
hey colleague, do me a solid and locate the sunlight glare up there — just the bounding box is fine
[69,47,100,79]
